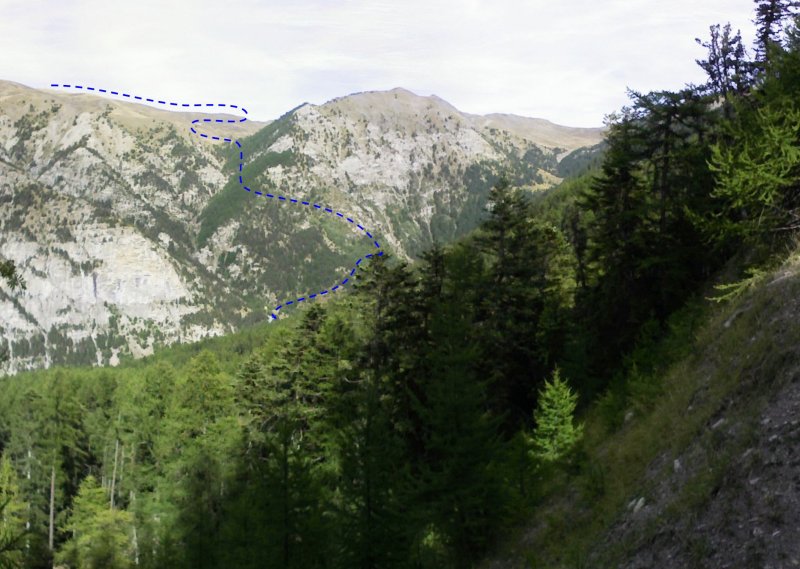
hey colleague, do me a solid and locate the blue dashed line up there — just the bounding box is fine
[50,82,385,321]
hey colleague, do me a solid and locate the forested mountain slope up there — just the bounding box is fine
[0,80,602,374]
[484,250,800,568]
[4,184,800,569]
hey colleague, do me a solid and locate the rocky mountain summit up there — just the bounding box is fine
[0,80,603,373]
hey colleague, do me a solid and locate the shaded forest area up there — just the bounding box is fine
[3,1,800,567]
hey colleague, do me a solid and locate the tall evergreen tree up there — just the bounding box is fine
[475,179,576,429]
[333,260,421,569]
[577,87,719,388]
[56,475,133,569]
[412,246,506,569]
[696,23,754,110]
[753,0,799,66]
[227,318,336,569]
[708,97,800,240]
[0,455,26,569]
[0,260,23,292]
[531,369,583,464]
[156,351,238,569]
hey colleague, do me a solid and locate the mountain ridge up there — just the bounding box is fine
[0,79,604,374]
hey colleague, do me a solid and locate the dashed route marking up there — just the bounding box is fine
[50,83,384,321]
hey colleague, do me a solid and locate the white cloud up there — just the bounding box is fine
[1,0,756,126]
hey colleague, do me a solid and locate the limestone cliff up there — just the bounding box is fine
[0,80,603,373]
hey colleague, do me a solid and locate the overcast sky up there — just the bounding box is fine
[2,0,755,127]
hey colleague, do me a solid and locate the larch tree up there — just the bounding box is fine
[56,475,133,569]
[0,454,26,569]
[531,369,583,464]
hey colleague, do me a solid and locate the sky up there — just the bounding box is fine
[1,0,756,127]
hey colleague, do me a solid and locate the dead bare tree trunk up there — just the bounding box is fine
[48,461,55,551]
[110,438,119,509]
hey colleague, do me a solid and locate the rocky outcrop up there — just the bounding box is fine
[0,80,603,374]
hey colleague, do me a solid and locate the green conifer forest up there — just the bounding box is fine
[3,2,800,567]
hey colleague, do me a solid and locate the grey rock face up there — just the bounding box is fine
[0,81,603,373]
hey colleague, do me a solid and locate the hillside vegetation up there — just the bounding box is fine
[2,2,800,568]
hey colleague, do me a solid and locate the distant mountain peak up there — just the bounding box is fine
[298,87,602,152]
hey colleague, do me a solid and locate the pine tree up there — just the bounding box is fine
[411,246,507,569]
[0,259,24,363]
[753,0,799,66]
[531,369,583,464]
[323,255,431,569]
[696,23,754,107]
[113,363,176,567]
[475,179,544,427]
[0,259,23,292]
[577,87,720,388]
[157,351,238,568]
[332,366,407,569]
[228,317,338,569]
[30,375,87,557]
